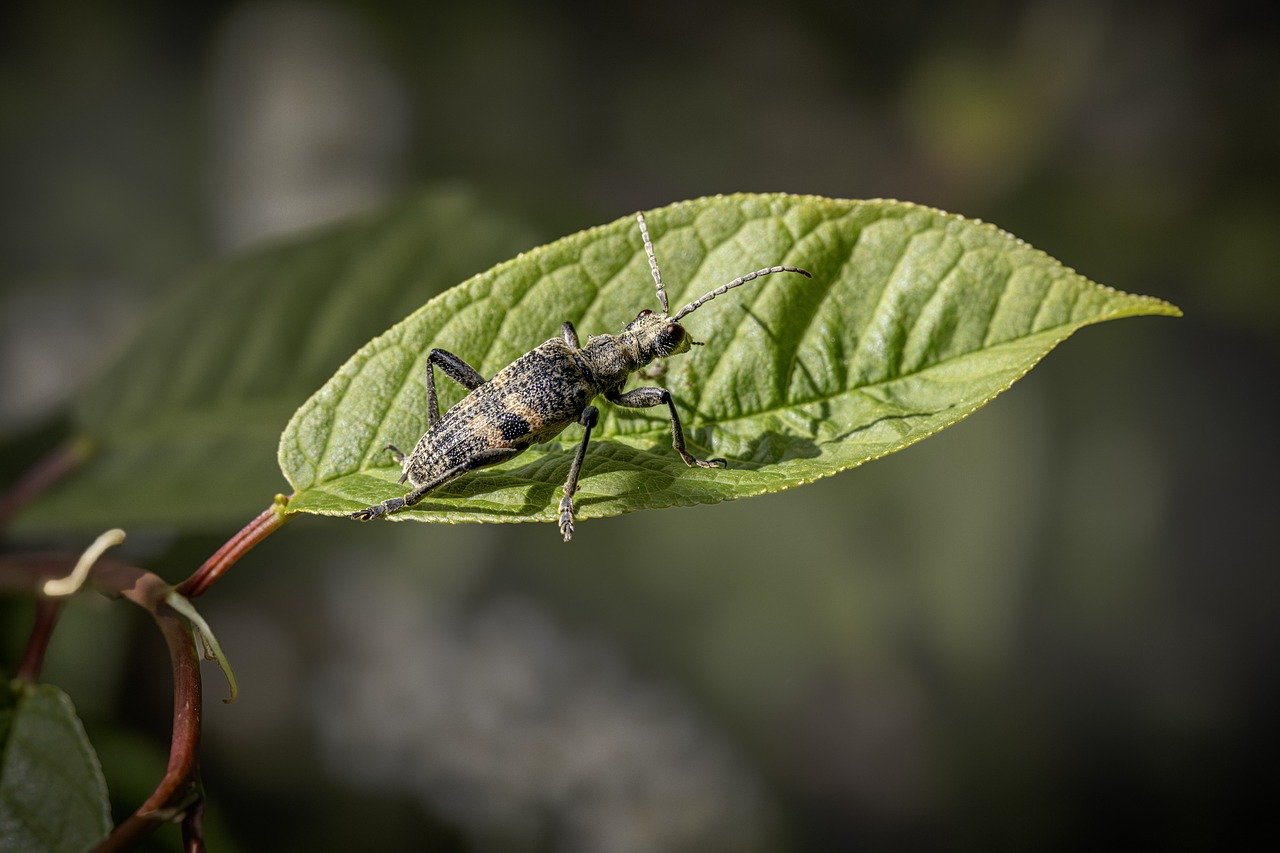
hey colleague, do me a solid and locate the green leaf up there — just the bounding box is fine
[0,681,111,852]
[280,194,1179,527]
[14,188,540,532]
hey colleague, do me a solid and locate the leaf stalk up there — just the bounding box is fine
[176,496,291,599]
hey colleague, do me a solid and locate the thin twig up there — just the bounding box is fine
[0,554,204,852]
[96,602,202,852]
[15,597,63,683]
[176,500,290,599]
[0,437,93,530]
[181,796,206,853]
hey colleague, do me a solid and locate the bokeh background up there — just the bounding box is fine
[2,1,1276,849]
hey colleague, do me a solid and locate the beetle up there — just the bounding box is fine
[351,211,812,541]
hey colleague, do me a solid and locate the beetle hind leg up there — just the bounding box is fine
[426,349,487,426]
[350,447,521,522]
[351,497,404,521]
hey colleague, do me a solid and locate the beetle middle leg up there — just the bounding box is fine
[605,387,726,469]
[426,348,487,426]
[558,405,599,542]
[352,447,521,521]
[638,360,667,380]
[383,444,412,483]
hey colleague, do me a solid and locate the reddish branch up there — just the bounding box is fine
[2,441,288,851]
[181,798,206,853]
[15,597,63,683]
[177,502,289,599]
[0,554,204,852]
[98,601,203,852]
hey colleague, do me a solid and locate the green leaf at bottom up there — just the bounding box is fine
[0,681,111,852]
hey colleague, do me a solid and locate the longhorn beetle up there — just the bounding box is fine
[351,212,812,541]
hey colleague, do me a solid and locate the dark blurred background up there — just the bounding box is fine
[2,1,1277,850]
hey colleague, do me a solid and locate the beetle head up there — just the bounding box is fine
[629,210,813,366]
[624,308,694,361]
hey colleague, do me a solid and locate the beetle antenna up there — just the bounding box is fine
[672,265,812,321]
[636,212,669,315]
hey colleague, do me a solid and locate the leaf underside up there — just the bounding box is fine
[280,194,1179,526]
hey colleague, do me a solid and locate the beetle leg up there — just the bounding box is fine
[426,348,487,426]
[351,447,520,522]
[383,444,412,484]
[606,386,726,469]
[638,360,667,380]
[558,405,599,542]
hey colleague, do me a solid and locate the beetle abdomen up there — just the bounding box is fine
[402,339,596,487]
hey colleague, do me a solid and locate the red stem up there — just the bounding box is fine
[182,797,206,852]
[15,597,63,683]
[2,497,289,848]
[0,555,204,853]
[176,503,289,599]
[95,601,202,852]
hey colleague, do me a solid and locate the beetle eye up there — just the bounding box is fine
[637,309,653,319]
[658,323,685,350]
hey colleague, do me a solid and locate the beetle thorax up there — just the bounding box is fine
[579,311,692,389]
[580,333,642,389]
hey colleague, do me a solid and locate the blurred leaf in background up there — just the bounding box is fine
[11,189,540,532]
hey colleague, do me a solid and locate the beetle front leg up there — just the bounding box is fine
[606,387,726,469]
[559,405,599,542]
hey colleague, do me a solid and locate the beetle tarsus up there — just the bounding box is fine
[558,495,575,542]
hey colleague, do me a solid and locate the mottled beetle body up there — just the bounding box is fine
[353,213,811,540]
[400,343,593,482]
